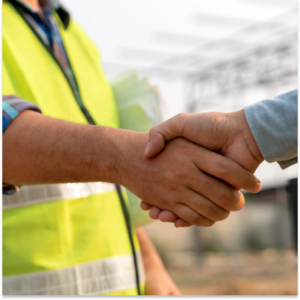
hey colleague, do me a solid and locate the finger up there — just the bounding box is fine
[158,210,193,227]
[186,166,245,212]
[169,286,182,295]
[172,203,215,227]
[158,210,178,223]
[149,206,162,219]
[193,146,261,193]
[144,132,165,158]
[140,201,153,211]
[144,114,187,158]
[183,187,232,221]
[174,219,193,228]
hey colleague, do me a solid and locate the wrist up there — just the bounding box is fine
[228,109,264,164]
[90,127,139,185]
[110,129,149,188]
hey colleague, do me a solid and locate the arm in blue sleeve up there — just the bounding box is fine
[2,95,42,194]
[244,89,298,170]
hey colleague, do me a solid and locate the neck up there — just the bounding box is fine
[23,0,40,11]
[22,0,45,19]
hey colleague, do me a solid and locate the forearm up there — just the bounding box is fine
[3,110,146,185]
[136,227,181,295]
[135,227,164,271]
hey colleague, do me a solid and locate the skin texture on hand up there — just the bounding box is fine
[142,109,264,227]
[120,131,260,227]
[136,227,181,295]
[144,110,263,173]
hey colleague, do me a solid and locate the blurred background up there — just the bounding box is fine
[63,0,298,295]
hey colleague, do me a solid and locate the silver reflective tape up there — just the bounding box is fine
[3,251,145,295]
[3,182,116,210]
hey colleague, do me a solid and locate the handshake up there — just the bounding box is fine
[122,109,264,228]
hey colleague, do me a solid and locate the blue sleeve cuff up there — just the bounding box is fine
[2,95,42,195]
[3,95,42,132]
[244,89,298,170]
[3,184,21,195]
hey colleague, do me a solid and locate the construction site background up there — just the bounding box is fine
[63,0,298,295]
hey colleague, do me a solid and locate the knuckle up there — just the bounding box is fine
[165,171,180,190]
[160,195,177,210]
[172,168,188,180]
[149,126,158,136]
[149,126,156,136]
[159,197,168,209]
[205,202,220,220]
[232,193,245,211]
[176,113,187,121]
[242,173,257,192]
[207,203,230,222]
[192,214,205,226]
[171,137,185,147]
[250,177,261,193]
[219,190,239,210]
[192,214,215,227]
[216,160,231,177]
[219,209,230,221]
[252,179,257,191]
[165,184,178,194]
[164,187,182,206]
[176,113,188,135]
[205,220,215,227]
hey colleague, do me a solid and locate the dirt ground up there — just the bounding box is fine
[166,249,298,295]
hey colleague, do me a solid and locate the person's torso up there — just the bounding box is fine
[2,1,145,295]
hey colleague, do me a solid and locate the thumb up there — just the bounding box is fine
[144,114,185,158]
[144,131,165,158]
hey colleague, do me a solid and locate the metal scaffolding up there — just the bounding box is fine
[103,6,297,112]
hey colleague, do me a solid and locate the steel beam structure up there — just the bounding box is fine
[185,33,297,112]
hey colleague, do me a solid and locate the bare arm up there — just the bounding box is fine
[3,109,143,185]
[135,227,181,295]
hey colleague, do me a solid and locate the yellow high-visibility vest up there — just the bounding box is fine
[2,1,145,295]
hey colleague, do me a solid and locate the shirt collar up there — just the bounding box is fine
[7,0,70,28]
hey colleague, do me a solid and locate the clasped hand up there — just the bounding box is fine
[136,109,264,227]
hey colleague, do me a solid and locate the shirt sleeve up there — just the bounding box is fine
[3,95,41,132]
[244,89,298,170]
[3,95,42,195]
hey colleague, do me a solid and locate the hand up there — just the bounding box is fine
[119,131,261,227]
[135,227,181,295]
[145,264,181,295]
[141,109,264,227]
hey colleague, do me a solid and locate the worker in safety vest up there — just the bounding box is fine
[3,0,261,296]
[2,0,182,295]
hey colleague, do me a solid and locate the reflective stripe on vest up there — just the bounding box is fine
[3,251,146,295]
[3,182,116,210]
[3,2,145,295]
